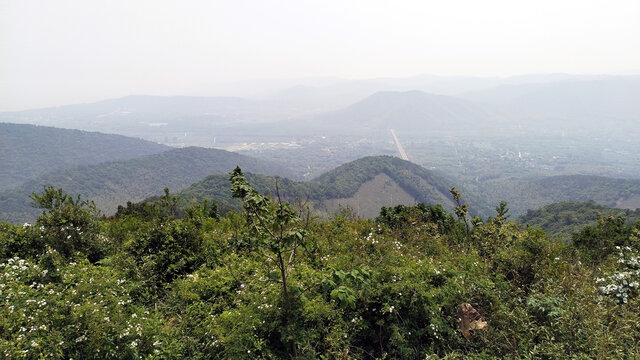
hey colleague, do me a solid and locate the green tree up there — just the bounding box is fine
[450,187,470,238]
[30,186,102,261]
[230,167,311,356]
[572,214,631,262]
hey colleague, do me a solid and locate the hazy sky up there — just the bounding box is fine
[1,0,639,111]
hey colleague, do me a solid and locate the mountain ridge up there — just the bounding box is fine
[0,147,292,223]
[275,90,507,136]
[0,122,169,190]
[171,155,490,219]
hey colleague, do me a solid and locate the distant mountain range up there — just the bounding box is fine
[3,74,640,224]
[3,75,639,145]
[0,123,168,190]
[311,90,504,134]
[269,73,608,111]
[0,95,275,126]
[462,76,640,121]
[0,95,306,146]
[0,147,291,223]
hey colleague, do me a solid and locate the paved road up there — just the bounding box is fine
[390,129,409,161]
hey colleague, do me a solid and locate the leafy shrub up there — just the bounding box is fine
[572,215,631,263]
[30,186,104,262]
[596,246,640,304]
[0,253,166,359]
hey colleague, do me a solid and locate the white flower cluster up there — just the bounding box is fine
[365,225,384,245]
[429,323,442,341]
[596,247,640,304]
[365,231,378,245]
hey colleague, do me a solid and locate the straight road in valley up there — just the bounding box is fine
[390,129,409,161]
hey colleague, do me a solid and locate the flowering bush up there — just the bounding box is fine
[0,251,165,359]
[3,186,640,358]
[596,246,640,304]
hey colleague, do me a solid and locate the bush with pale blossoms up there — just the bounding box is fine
[596,246,640,304]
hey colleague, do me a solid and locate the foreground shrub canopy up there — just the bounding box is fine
[2,178,640,359]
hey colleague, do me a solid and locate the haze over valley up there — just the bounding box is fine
[3,1,640,358]
[3,73,640,223]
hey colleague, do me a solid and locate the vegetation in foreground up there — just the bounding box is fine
[2,169,640,359]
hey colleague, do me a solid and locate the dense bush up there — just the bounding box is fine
[2,181,640,359]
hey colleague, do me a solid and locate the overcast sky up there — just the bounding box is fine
[1,0,639,111]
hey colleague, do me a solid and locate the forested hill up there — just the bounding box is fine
[518,201,640,239]
[0,123,169,190]
[172,156,490,218]
[177,167,640,221]
[482,174,640,217]
[312,155,459,209]
[0,147,292,223]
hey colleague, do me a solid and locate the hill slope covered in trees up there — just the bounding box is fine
[172,156,490,218]
[518,201,640,238]
[0,123,169,190]
[0,147,292,223]
[481,174,640,217]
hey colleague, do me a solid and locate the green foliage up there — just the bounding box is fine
[596,245,640,304]
[451,187,471,238]
[114,201,160,221]
[230,166,312,357]
[519,201,640,240]
[0,253,167,359]
[29,186,104,262]
[526,295,565,323]
[572,214,634,263]
[0,222,47,261]
[377,203,456,235]
[322,268,371,310]
[3,183,640,358]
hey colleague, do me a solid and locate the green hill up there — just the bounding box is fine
[173,156,490,219]
[482,174,640,217]
[0,123,169,189]
[518,201,640,239]
[0,147,292,223]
